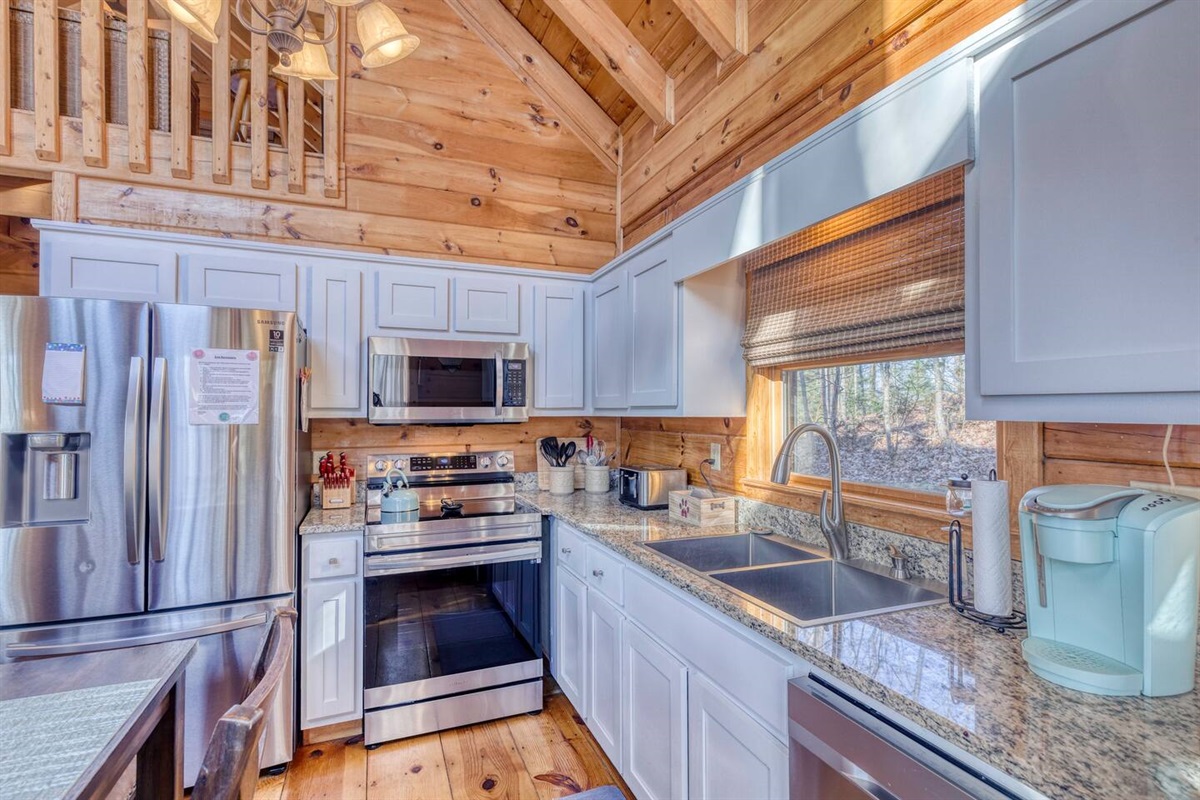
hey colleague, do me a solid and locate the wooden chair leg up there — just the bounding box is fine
[230,77,250,143]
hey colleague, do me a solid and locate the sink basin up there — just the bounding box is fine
[644,534,821,573]
[712,560,944,626]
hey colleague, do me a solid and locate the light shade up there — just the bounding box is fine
[273,40,338,80]
[356,1,419,68]
[157,0,221,43]
[322,0,360,6]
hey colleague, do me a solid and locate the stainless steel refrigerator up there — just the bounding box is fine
[0,297,308,786]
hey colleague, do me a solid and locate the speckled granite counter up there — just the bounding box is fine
[518,490,1200,800]
[298,504,365,535]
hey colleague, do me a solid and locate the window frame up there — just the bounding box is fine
[745,353,1040,547]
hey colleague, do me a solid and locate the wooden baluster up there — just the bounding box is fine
[33,0,59,161]
[250,20,268,189]
[170,20,191,178]
[81,0,107,167]
[321,1,339,199]
[127,0,150,173]
[212,0,231,184]
[286,75,304,193]
[0,0,11,155]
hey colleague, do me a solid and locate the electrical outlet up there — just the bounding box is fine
[709,443,721,472]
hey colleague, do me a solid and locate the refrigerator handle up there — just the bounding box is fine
[4,613,268,659]
[149,356,169,562]
[123,357,145,565]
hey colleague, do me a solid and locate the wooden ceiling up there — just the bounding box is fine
[501,0,700,127]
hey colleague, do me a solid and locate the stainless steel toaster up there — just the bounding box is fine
[619,465,687,510]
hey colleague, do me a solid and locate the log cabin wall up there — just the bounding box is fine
[618,0,1024,247]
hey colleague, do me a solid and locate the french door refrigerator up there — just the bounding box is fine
[0,297,308,786]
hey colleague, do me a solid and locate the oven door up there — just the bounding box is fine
[367,337,529,424]
[363,539,543,743]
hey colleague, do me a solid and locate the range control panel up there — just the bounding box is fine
[366,450,515,480]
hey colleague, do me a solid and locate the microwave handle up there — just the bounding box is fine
[494,353,504,416]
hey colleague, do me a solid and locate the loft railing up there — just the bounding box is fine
[0,0,342,201]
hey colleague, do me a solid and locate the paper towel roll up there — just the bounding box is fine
[971,477,1013,616]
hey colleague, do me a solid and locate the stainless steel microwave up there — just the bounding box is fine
[367,337,529,424]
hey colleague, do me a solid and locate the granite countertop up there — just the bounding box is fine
[518,490,1200,800]
[298,503,365,535]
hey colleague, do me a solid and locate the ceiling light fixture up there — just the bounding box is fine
[356,0,420,68]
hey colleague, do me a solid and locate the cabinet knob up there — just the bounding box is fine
[592,569,604,578]
[561,547,572,555]
[328,557,339,566]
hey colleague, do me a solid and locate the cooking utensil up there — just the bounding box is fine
[560,441,576,465]
[541,438,562,466]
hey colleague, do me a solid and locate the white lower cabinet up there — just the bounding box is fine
[622,622,688,800]
[553,566,589,716]
[300,532,363,729]
[688,673,789,800]
[586,590,624,767]
[550,520,799,800]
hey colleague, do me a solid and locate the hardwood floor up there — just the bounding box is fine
[256,689,632,799]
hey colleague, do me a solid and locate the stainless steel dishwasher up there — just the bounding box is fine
[789,675,1036,800]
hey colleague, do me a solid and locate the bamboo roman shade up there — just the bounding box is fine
[741,167,965,368]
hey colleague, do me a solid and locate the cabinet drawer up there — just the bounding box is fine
[586,544,624,606]
[556,522,587,577]
[307,537,360,580]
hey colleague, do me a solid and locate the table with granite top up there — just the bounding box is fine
[517,489,1200,800]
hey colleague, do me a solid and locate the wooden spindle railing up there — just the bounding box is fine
[0,0,343,202]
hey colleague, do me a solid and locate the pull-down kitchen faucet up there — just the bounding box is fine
[770,423,850,561]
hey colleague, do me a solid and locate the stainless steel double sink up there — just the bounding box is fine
[643,533,943,627]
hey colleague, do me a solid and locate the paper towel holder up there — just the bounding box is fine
[947,519,1027,633]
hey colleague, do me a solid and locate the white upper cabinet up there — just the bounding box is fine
[533,283,585,410]
[970,0,1200,423]
[627,241,678,408]
[375,267,450,331]
[455,276,521,335]
[180,252,297,311]
[302,262,363,415]
[41,232,178,303]
[591,269,629,409]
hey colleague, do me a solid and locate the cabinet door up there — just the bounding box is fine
[43,235,177,302]
[974,0,1200,404]
[623,622,688,800]
[304,263,362,415]
[591,270,628,409]
[552,567,588,716]
[181,253,297,311]
[455,276,521,334]
[688,672,788,800]
[375,267,449,331]
[302,578,361,727]
[628,251,678,407]
[533,283,585,410]
[586,590,624,768]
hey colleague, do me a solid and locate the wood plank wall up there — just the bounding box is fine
[618,0,1023,246]
[311,416,620,478]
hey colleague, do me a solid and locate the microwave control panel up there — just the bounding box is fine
[502,360,526,407]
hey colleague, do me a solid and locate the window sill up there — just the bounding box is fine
[740,477,983,549]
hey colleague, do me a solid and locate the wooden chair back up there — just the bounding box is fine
[191,607,297,800]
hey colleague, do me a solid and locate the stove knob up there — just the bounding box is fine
[496,455,511,468]
[479,456,492,469]
[374,459,387,472]
[395,458,408,472]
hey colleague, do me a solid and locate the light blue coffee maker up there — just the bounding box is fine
[1019,485,1200,696]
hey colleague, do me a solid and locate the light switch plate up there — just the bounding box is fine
[709,443,721,472]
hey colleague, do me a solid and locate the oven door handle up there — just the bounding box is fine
[365,540,541,577]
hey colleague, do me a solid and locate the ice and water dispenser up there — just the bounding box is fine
[1,432,92,527]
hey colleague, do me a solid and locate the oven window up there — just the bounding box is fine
[371,355,496,408]
[364,559,538,690]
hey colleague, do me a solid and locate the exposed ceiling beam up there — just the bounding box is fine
[443,0,620,173]
[541,0,674,127]
[673,0,747,61]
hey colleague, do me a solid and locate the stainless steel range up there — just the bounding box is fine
[362,450,544,745]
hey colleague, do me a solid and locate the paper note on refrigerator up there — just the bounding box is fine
[188,348,260,425]
[41,343,86,405]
